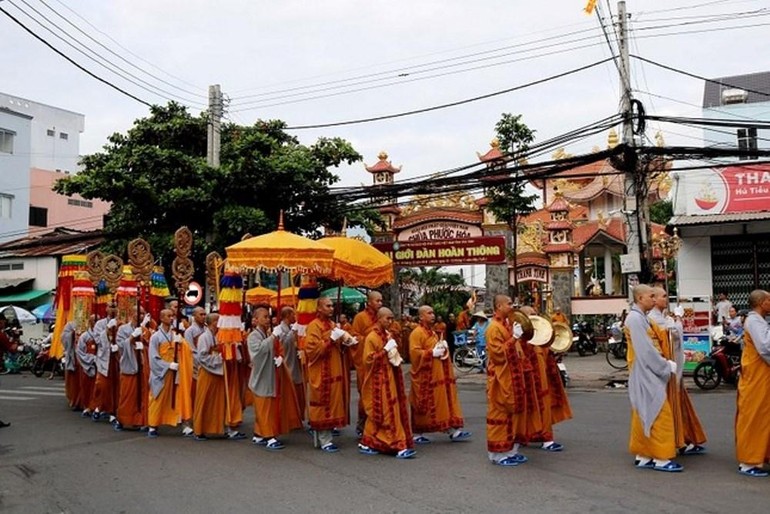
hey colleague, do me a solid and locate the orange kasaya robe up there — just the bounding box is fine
[735,320,770,466]
[433,322,447,340]
[305,318,349,431]
[194,367,226,436]
[650,321,707,449]
[456,310,471,331]
[221,342,244,428]
[77,337,98,412]
[65,367,81,410]
[93,349,121,414]
[350,309,378,425]
[528,345,572,442]
[148,333,181,428]
[409,324,464,433]
[252,351,303,439]
[361,327,413,454]
[486,318,543,453]
[626,322,676,461]
[173,335,195,423]
[240,331,253,409]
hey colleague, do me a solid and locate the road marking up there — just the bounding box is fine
[0,395,36,401]
[0,390,64,397]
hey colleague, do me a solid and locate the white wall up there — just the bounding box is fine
[0,92,84,173]
[0,256,58,291]
[676,236,712,301]
[0,109,32,243]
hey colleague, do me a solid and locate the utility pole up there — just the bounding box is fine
[207,84,222,168]
[617,1,644,298]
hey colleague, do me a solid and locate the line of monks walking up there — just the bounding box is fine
[59,290,574,463]
[59,285,770,473]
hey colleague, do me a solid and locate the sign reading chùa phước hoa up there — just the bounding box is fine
[373,237,506,267]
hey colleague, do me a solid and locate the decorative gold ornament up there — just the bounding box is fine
[86,250,105,285]
[103,254,124,293]
[127,238,153,284]
[172,226,194,296]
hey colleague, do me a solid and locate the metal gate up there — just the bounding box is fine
[711,234,770,310]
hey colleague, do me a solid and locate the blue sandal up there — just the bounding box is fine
[510,453,528,464]
[494,456,522,467]
[395,449,416,459]
[265,439,285,451]
[738,466,769,477]
[653,461,683,472]
[413,435,431,445]
[358,444,379,456]
[541,442,564,452]
[449,431,472,442]
[681,445,706,456]
[321,443,339,453]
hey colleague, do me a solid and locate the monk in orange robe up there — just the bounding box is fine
[339,314,353,334]
[358,308,415,459]
[486,295,542,466]
[114,308,148,430]
[247,307,302,449]
[147,309,183,438]
[167,298,195,436]
[649,287,707,456]
[350,291,382,435]
[626,285,681,472]
[409,305,470,444]
[735,289,770,477]
[305,297,350,453]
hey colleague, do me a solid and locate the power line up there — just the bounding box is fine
[0,4,151,106]
[36,0,206,99]
[6,0,205,107]
[281,58,613,130]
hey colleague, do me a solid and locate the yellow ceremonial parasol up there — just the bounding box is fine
[319,236,393,288]
[226,213,334,275]
[245,286,278,306]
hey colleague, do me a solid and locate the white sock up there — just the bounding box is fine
[653,459,671,467]
[182,426,194,435]
[451,429,463,439]
[739,463,755,472]
[685,443,695,451]
[252,435,265,443]
[542,441,554,448]
[636,455,652,465]
[513,443,520,454]
[109,415,116,423]
[267,437,278,445]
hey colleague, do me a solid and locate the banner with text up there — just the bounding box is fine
[373,237,506,266]
[687,164,770,214]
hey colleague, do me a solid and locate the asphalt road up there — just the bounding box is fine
[0,372,767,514]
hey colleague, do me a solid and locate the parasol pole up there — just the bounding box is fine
[336,282,343,323]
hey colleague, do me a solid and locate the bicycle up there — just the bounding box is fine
[452,343,485,374]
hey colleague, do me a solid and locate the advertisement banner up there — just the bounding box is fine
[373,237,506,267]
[682,333,711,372]
[688,164,770,214]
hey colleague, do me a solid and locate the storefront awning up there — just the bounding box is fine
[670,211,770,226]
[0,277,34,290]
[0,289,50,304]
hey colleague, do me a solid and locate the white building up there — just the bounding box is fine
[671,72,770,310]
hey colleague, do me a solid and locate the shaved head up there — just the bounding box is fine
[632,284,653,303]
[748,289,769,309]
[494,295,511,310]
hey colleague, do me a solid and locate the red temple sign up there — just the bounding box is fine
[373,237,506,267]
[690,165,770,214]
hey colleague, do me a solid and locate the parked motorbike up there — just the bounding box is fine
[1,341,37,374]
[692,336,741,390]
[32,341,63,378]
[554,352,570,387]
[572,321,598,356]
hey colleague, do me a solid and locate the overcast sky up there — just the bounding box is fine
[2,0,767,189]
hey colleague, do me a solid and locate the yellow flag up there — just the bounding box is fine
[584,0,597,15]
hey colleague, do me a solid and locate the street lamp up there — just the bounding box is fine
[651,228,682,300]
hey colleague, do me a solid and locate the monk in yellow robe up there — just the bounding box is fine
[147,309,189,438]
[350,291,382,435]
[649,287,707,456]
[735,289,770,477]
[626,285,682,472]
[486,295,542,466]
[248,307,302,449]
[409,305,469,444]
[305,297,350,453]
[358,308,415,459]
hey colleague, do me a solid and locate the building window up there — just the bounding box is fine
[59,132,69,140]
[67,198,93,208]
[10,263,23,271]
[0,264,8,271]
[0,129,15,154]
[737,128,758,160]
[0,194,12,219]
[29,206,48,227]
[47,129,55,137]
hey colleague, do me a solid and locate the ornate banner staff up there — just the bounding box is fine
[128,238,153,411]
[171,227,194,410]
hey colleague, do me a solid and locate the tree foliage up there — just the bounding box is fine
[398,267,469,317]
[649,199,673,225]
[54,103,379,266]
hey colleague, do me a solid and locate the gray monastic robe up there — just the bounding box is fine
[627,305,671,437]
[75,330,97,378]
[247,327,276,397]
[149,327,177,399]
[116,323,139,375]
[276,322,303,385]
[648,307,684,382]
[184,322,205,379]
[61,321,77,372]
[197,329,223,376]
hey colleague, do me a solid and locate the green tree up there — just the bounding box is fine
[398,267,469,317]
[485,113,539,297]
[649,199,673,225]
[54,102,379,270]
